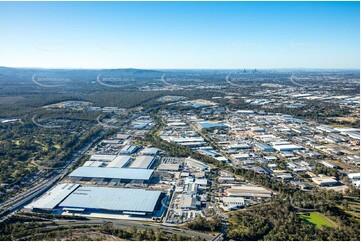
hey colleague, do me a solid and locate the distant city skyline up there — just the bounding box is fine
[0,1,359,69]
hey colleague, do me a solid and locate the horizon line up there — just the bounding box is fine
[1,66,360,71]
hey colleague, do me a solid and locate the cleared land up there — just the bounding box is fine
[299,212,334,229]
[0,96,25,104]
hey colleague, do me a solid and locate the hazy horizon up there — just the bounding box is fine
[0,1,359,69]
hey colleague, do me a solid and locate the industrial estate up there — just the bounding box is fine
[0,1,360,241]
[0,69,360,241]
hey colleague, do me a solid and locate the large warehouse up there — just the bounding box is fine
[68,167,154,183]
[129,155,156,169]
[106,155,132,168]
[273,144,304,151]
[26,183,164,217]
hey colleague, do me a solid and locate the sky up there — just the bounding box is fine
[0,1,359,69]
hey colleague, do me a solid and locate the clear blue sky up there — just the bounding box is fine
[0,1,359,69]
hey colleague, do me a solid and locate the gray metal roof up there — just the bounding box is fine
[83,161,104,167]
[141,147,160,155]
[129,155,155,169]
[89,154,116,161]
[30,183,80,209]
[254,142,275,151]
[106,155,132,168]
[58,187,162,213]
[69,167,154,180]
[119,145,139,154]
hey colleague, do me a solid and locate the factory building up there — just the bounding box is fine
[170,137,205,144]
[226,185,272,198]
[157,157,184,171]
[119,145,140,155]
[221,197,245,211]
[68,167,154,183]
[198,121,229,130]
[106,155,132,168]
[26,183,164,217]
[254,142,275,152]
[83,161,104,167]
[321,161,339,169]
[179,194,199,210]
[140,147,160,156]
[347,173,360,188]
[129,156,156,169]
[199,149,221,157]
[89,155,116,162]
[273,144,304,151]
[185,157,209,171]
[312,177,339,187]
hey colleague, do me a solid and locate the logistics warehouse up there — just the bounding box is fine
[26,183,165,217]
[68,167,154,183]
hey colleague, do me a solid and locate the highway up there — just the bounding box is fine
[1,105,221,240]
[0,105,161,221]
[0,129,106,221]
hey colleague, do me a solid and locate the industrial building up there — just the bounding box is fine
[185,157,209,171]
[179,194,199,210]
[26,183,164,217]
[347,173,360,188]
[221,197,245,211]
[198,121,229,130]
[254,142,275,152]
[169,137,205,144]
[89,154,116,162]
[106,155,132,168]
[83,161,104,167]
[321,161,339,169]
[140,147,160,156]
[119,145,139,155]
[157,157,184,171]
[26,183,80,211]
[129,156,156,169]
[199,148,221,157]
[273,144,304,151]
[226,185,272,198]
[312,176,339,187]
[68,167,154,183]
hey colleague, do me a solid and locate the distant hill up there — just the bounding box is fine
[0,66,162,76]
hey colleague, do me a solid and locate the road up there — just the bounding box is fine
[55,218,217,240]
[0,105,163,221]
[0,129,106,221]
[225,72,242,87]
[2,106,221,240]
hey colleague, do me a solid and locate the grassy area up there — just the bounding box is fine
[338,196,360,220]
[299,212,334,229]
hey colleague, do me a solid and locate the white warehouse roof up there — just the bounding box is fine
[27,183,80,210]
[106,156,132,168]
[83,161,104,167]
[89,155,116,162]
[273,144,304,151]
[59,187,162,213]
[69,167,154,181]
[130,156,156,169]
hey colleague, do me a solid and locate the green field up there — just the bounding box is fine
[299,212,333,228]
